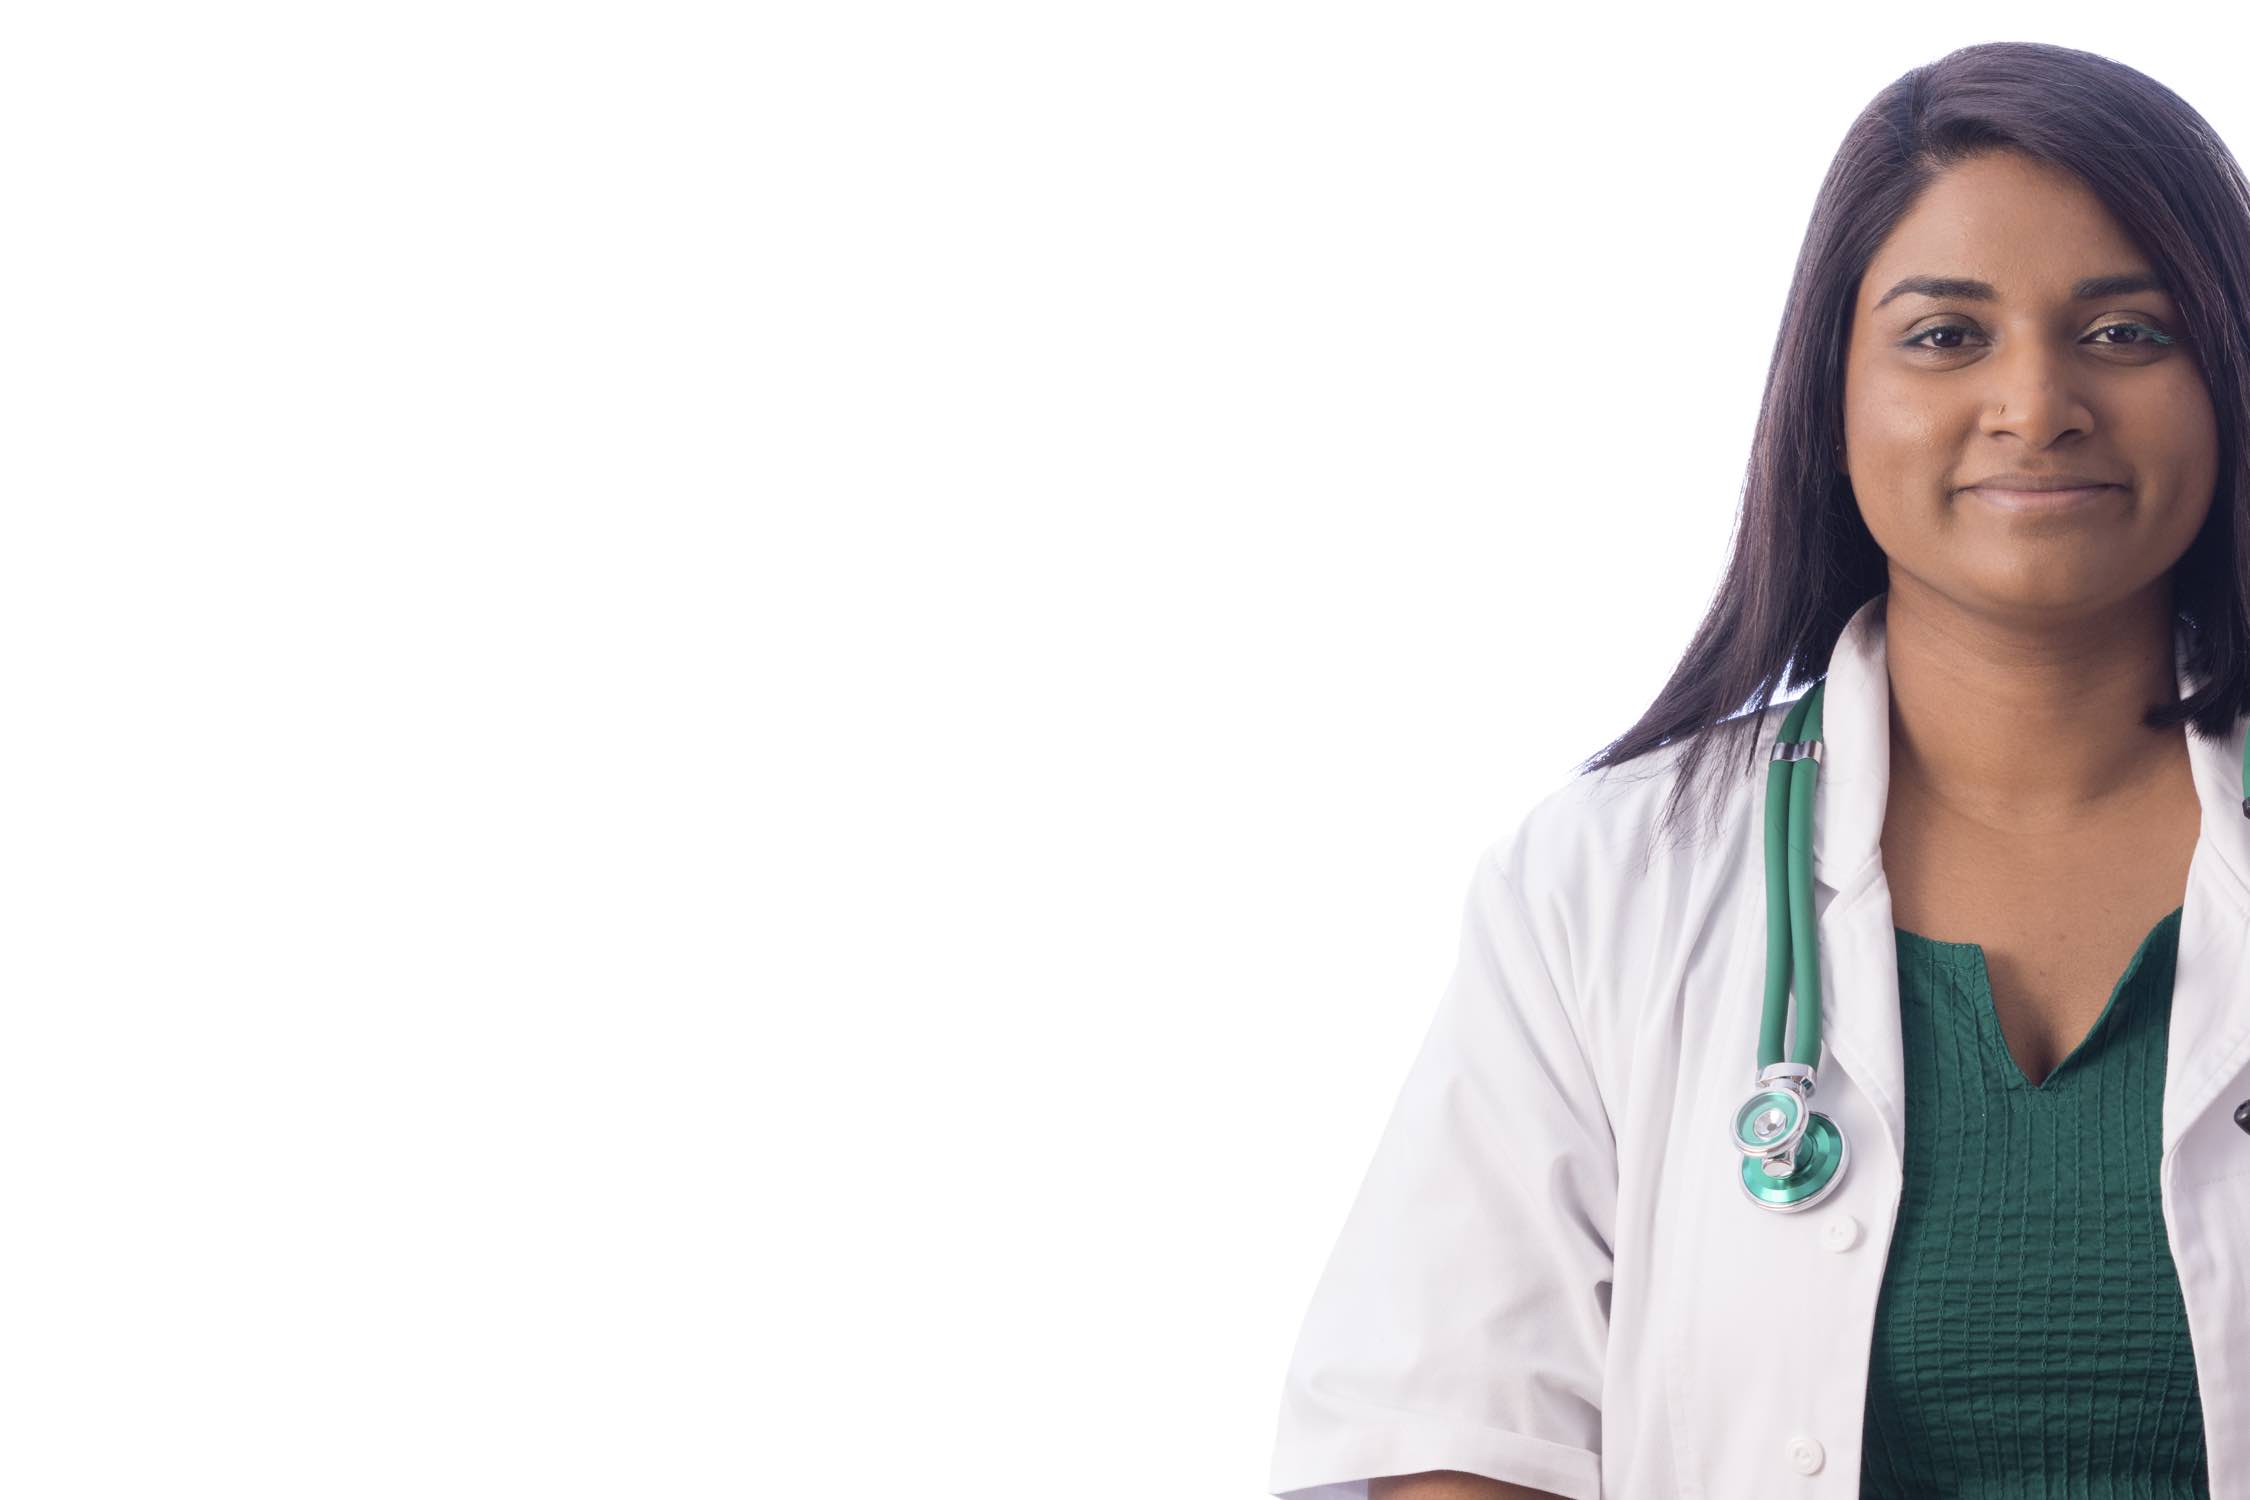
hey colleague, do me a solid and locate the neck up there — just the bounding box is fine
[1880,574,2190,834]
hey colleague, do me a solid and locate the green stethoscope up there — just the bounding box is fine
[1731,677,1848,1212]
[1731,671,2250,1211]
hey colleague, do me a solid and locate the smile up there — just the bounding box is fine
[1965,484,2119,513]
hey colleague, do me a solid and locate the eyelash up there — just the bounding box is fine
[1900,320,2182,353]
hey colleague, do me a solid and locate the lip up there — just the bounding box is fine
[1962,470,2120,491]
[1965,483,2119,513]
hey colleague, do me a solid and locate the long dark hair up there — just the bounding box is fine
[1578,40,2250,859]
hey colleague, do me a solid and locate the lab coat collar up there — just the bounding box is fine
[1805,593,1889,896]
[1809,589,2250,1169]
[1813,590,2250,900]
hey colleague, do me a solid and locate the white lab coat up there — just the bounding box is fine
[1268,590,2250,1498]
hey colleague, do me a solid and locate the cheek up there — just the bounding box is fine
[1842,363,1955,474]
[2148,376,2222,491]
[1841,376,1952,542]
[1850,488,1921,568]
[2113,374,2222,531]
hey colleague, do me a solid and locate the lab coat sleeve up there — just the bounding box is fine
[1267,836,1616,1500]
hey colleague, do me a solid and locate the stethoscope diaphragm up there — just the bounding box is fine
[1731,1056,1846,1211]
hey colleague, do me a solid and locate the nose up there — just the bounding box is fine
[1975,335,2097,445]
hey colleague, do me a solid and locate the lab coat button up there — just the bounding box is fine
[2234,1099,2250,1133]
[1820,1214,1860,1251]
[1787,1436,1826,1473]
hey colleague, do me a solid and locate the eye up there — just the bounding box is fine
[2088,322,2179,347]
[1900,320,2183,353]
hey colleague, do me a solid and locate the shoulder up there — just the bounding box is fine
[1451,700,1797,1103]
[1489,699,1792,895]
[1465,699,1798,1015]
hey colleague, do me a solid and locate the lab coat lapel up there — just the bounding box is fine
[2157,630,2250,1497]
[2161,634,2250,1165]
[1806,594,1908,1182]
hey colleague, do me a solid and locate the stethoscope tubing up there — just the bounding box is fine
[1761,680,1825,1072]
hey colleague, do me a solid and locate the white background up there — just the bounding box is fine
[4,6,2242,1496]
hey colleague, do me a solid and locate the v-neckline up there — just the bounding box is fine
[1893,905,2183,1090]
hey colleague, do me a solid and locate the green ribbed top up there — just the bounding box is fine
[1858,903,2205,1496]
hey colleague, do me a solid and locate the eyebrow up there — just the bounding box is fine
[1872,271,2172,311]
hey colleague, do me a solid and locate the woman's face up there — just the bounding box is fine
[1840,149,2219,623]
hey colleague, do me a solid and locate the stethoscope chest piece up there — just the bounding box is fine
[1732,1061,1848,1212]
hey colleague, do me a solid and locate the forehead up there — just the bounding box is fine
[1859,151,2155,307]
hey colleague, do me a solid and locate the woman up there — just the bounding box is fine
[1268,41,2250,1499]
